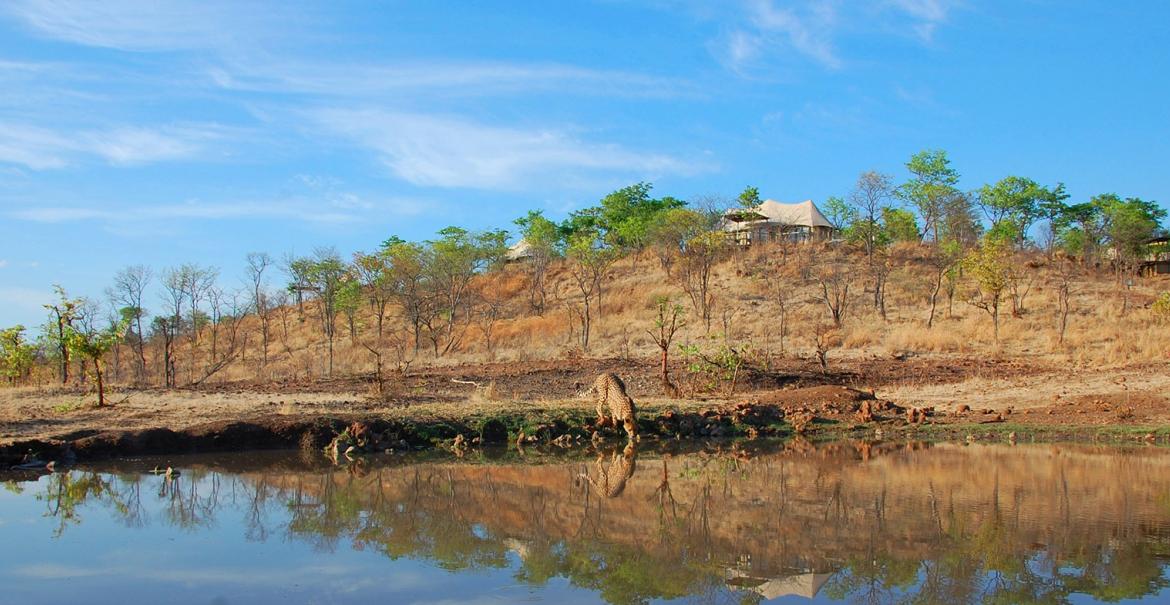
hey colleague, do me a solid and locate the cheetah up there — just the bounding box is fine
[582,443,638,498]
[588,372,638,440]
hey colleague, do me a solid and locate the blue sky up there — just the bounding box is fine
[1,0,1167,329]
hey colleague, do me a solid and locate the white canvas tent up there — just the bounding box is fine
[505,239,534,262]
[721,199,835,245]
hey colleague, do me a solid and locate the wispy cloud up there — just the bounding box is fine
[9,195,427,225]
[0,122,230,169]
[0,287,53,317]
[715,0,841,73]
[887,0,959,41]
[209,59,691,99]
[0,0,287,53]
[311,109,706,191]
[705,0,960,74]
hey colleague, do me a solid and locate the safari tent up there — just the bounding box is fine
[721,199,835,246]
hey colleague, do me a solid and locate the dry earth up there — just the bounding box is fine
[1,355,1167,450]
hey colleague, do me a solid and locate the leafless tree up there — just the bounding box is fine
[245,252,273,371]
[107,265,152,382]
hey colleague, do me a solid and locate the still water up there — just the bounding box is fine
[2,441,1169,605]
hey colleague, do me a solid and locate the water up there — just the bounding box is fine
[2,441,1169,605]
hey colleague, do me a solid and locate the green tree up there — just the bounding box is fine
[301,248,349,375]
[737,185,761,209]
[66,314,129,406]
[646,207,707,278]
[0,325,36,385]
[965,235,1014,343]
[422,226,508,356]
[513,210,562,314]
[43,285,82,385]
[899,149,960,243]
[565,229,619,350]
[881,207,920,242]
[823,195,856,233]
[977,176,1062,248]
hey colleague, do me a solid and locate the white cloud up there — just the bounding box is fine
[311,109,704,191]
[0,287,53,316]
[0,122,228,169]
[9,196,426,225]
[887,0,958,40]
[0,259,9,268]
[209,59,691,100]
[0,0,283,53]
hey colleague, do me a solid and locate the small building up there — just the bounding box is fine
[1141,236,1170,276]
[505,239,534,263]
[720,199,835,246]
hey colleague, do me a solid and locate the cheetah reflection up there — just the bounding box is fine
[578,442,638,498]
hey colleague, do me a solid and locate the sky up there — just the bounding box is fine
[1,0,1168,329]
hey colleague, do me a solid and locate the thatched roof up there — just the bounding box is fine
[723,199,833,229]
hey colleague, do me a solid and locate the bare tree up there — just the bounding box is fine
[159,268,186,387]
[673,230,726,332]
[107,265,152,382]
[245,252,273,372]
[647,297,685,396]
[810,251,853,328]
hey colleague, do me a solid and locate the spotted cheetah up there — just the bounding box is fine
[588,372,638,440]
[582,443,637,498]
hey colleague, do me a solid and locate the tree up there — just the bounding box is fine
[646,207,707,278]
[302,248,348,375]
[381,236,430,354]
[514,210,562,314]
[849,171,896,260]
[564,182,685,254]
[66,314,129,407]
[737,186,761,209]
[106,265,151,382]
[823,195,855,233]
[810,252,853,328]
[881,207,920,243]
[158,268,187,387]
[899,149,960,243]
[44,285,82,385]
[673,230,726,332]
[965,235,1013,343]
[565,229,618,350]
[0,325,36,385]
[977,176,1050,247]
[245,252,274,371]
[647,297,686,396]
[421,226,508,356]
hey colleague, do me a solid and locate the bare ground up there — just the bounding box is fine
[1,355,1167,456]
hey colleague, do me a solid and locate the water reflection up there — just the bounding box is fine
[7,441,1170,604]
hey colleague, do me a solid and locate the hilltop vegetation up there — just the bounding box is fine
[2,149,1167,407]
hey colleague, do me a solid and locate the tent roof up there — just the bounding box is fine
[505,239,533,260]
[724,199,834,229]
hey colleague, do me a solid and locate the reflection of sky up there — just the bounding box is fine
[0,473,599,605]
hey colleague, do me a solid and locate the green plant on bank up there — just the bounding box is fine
[679,338,755,396]
[66,317,129,407]
[53,400,84,414]
[1152,292,1170,324]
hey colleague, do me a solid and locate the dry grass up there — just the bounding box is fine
[27,242,1170,391]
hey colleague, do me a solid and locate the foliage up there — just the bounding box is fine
[823,195,856,232]
[737,185,761,208]
[0,325,36,384]
[680,338,754,395]
[881,207,921,243]
[562,182,685,252]
[899,149,960,242]
[1153,292,1170,324]
[65,314,129,406]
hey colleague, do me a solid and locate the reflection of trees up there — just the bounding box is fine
[22,445,1170,605]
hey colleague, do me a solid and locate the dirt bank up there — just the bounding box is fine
[2,356,1167,465]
